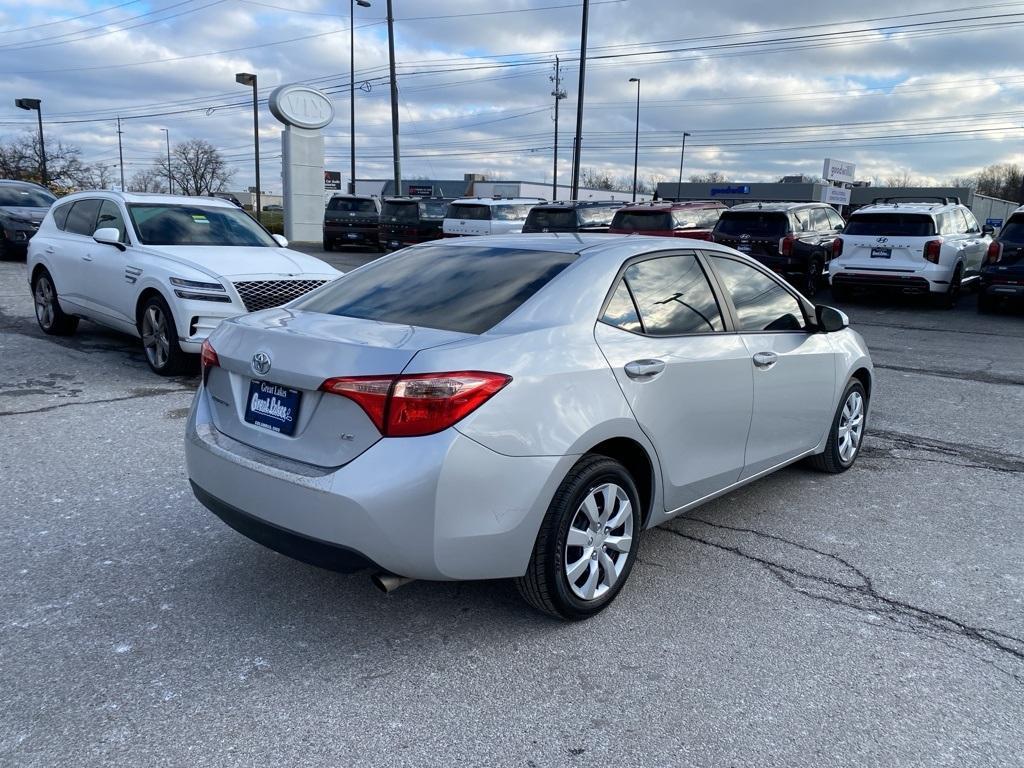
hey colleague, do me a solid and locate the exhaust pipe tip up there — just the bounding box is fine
[371,572,415,594]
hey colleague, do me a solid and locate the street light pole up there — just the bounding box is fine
[550,56,566,200]
[569,0,590,199]
[235,72,261,219]
[350,0,371,195]
[15,99,47,187]
[117,116,125,191]
[161,128,172,194]
[629,77,640,202]
[386,0,401,196]
[676,131,691,199]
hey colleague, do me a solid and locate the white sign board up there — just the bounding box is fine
[821,186,852,206]
[822,158,856,184]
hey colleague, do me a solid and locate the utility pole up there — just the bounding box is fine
[161,128,173,194]
[676,131,691,200]
[350,0,371,194]
[569,0,590,199]
[117,117,125,191]
[386,0,401,196]
[550,56,566,201]
[629,77,640,202]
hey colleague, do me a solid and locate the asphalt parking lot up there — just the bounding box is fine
[1,246,1023,768]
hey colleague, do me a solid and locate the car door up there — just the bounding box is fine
[594,251,754,511]
[705,253,836,478]
[88,200,138,328]
[58,198,103,315]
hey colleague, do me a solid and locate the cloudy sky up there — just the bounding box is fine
[1,0,1023,193]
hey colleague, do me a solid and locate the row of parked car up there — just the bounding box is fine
[323,191,1024,310]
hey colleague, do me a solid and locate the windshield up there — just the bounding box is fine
[0,186,56,207]
[128,204,277,247]
[327,197,377,213]
[291,245,577,335]
[997,215,1024,243]
[612,210,673,231]
[714,211,789,237]
[844,213,936,237]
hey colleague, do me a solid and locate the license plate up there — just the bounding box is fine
[244,380,301,436]
[994,286,1018,293]
[346,232,360,239]
[871,247,892,258]
[738,244,752,253]
[389,240,400,248]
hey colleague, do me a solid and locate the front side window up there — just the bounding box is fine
[447,204,490,221]
[96,200,129,243]
[63,199,102,237]
[291,245,577,335]
[617,254,724,335]
[962,208,980,233]
[710,255,806,332]
[127,204,276,247]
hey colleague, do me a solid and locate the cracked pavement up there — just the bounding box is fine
[1,251,1023,767]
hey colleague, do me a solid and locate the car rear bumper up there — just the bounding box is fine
[831,271,937,294]
[185,389,572,581]
[323,226,379,244]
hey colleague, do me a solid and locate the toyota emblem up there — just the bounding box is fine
[251,351,272,376]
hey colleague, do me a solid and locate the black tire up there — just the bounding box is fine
[32,269,79,336]
[516,454,642,621]
[977,291,997,314]
[323,238,334,252]
[804,257,823,298]
[932,265,962,309]
[138,294,189,376]
[808,379,867,474]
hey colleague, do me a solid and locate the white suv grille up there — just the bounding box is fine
[232,280,328,312]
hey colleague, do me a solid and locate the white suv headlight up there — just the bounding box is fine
[169,276,231,302]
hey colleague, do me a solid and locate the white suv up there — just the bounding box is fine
[28,192,339,375]
[830,198,993,307]
[442,198,541,237]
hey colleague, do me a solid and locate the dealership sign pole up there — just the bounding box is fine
[569,0,590,200]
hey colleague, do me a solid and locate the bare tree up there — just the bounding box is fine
[975,163,1024,203]
[0,131,112,192]
[688,171,729,183]
[128,168,168,193]
[156,138,234,196]
[580,167,617,191]
[945,174,978,189]
[883,170,917,187]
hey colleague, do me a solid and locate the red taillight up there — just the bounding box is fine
[320,371,511,437]
[832,238,843,258]
[779,235,796,257]
[923,239,942,264]
[200,339,219,370]
[986,240,1002,264]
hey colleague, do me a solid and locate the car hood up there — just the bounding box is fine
[138,244,340,280]
[0,206,47,225]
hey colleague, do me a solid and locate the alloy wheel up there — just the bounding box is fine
[837,390,865,463]
[34,276,54,329]
[564,482,634,601]
[141,305,170,370]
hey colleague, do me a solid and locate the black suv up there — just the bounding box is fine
[979,205,1024,313]
[0,179,56,260]
[323,194,382,251]
[711,202,845,297]
[379,197,451,250]
[522,200,623,233]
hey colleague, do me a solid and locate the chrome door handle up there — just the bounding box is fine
[82,254,93,262]
[624,359,665,379]
[752,351,778,369]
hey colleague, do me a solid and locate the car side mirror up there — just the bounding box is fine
[834,225,844,233]
[93,227,126,251]
[981,224,995,236]
[816,304,849,332]
[272,234,289,248]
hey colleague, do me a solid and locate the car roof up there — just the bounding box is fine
[330,193,376,200]
[851,202,955,215]
[727,202,829,212]
[408,232,744,260]
[54,191,238,207]
[617,200,723,211]
[530,200,624,209]
[449,197,544,206]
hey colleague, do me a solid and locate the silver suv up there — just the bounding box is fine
[830,197,993,307]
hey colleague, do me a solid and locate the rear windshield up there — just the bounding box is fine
[844,213,935,237]
[327,198,377,213]
[291,245,578,334]
[997,215,1024,243]
[381,201,419,222]
[448,203,490,221]
[419,200,449,219]
[612,210,672,231]
[526,209,579,229]
[714,211,789,238]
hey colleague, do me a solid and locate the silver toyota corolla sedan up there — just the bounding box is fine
[185,234,872,620]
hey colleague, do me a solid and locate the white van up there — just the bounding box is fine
[442,198,542,237]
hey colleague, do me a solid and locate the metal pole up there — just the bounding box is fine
[117,116,125,191]
[36,106,47,187]
[551,56,565,201]
[162,129,172,193]
[677,132,690,199]
[569,0,589,199]
[251,78,261,220]
[386,0,401,196]
[630,78,640,202]
[350,0,356,195]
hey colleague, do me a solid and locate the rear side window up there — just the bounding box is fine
[327,198,377,213]
[714,211,789,238]
[606,254,724,335]
[709,255,806,332]
[52,202,73,231]
[63,199,102,237]
[843,213,935,237]
[448,204,490,221]
[810,208,830,231]
[579,207,618,227]
[612,210,672,231]
[600,281,642,333]
[292,245,577,335]
[492,204,532,221]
